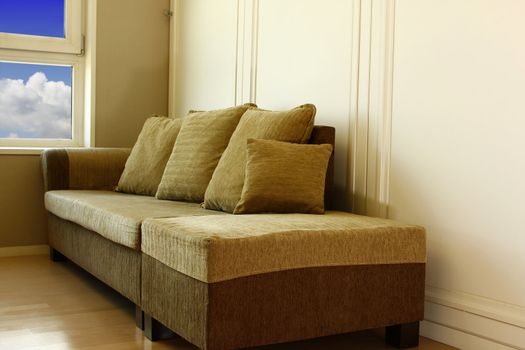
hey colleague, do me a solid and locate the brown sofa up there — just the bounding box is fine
[41,126,425,350]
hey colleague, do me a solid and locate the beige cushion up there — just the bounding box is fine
[156,104,256,202]
[45,190,226,250]
[204,104,316,213]
[234,139,332,214]
[117,117,182,196]
[141,212,426,283]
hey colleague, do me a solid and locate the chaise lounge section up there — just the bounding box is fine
[141,213,426,350]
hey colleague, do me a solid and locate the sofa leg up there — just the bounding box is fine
[49,247,67,262]
[144,313,177,341]
[385,322,420,349]
[135,305,144,330]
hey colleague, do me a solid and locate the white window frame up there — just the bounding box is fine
[0,0,82,54]
[0,0,85,151]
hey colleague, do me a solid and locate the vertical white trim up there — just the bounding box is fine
[235,0,246,105]
[249,0,260,104]
[234,0,242,105]
[168,0,180,117]
[352,0,373,215]
[84,0,97,147]
[65,0,83,53]
[377,0,395,219]
[351,0,395,218]
[363,0,396,218]
[235,0,258,105]
[347,0,363,212]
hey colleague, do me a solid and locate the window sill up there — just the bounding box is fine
[0,147,51,155]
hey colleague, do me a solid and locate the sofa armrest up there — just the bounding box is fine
[41,148,131,191]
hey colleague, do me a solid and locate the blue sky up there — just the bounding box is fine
[0,0,64,38]
[0,1,71,139]
[0,61,72,86]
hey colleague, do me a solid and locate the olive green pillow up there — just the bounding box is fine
[156,103,256,202]
[234,139,332,214]
[204,104,316,213]
[117,116,182,196]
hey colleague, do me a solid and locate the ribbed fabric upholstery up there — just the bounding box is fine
[234,139,333,214]
[156,104,256,202]
[117,117,182,196]
[48,214,141,304]
[142,211,426,283]
[41,148,131,191]
[142,254,425,350]
[204,104,316,213]
[45,190,226,249]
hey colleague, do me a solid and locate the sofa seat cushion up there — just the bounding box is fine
[141,212,426,283]
[45,190,226,250]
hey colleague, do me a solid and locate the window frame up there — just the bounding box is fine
[0,50,84,148]
[0,0,85,151]
[0,0,82,54]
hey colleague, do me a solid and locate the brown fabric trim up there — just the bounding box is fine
[48,214,141,304]
[67,148,130,190]
[41,149,69,191]
[308,126,335,210]
[142,254,425,350]
[41,148,131,192]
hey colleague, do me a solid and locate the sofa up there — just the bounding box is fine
[41,108,426,350]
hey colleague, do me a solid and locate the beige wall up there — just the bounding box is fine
[96,0,170,147]
[0,155,47,246]
[0,0,170,247]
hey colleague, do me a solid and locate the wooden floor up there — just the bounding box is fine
[0,255,457,350]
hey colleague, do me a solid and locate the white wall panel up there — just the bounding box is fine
[390,0,525,345]
[255,0,355,208]
[173,0,238,117]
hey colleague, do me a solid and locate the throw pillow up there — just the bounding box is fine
[117,116,182,196]
[234,139,332,214]
[204,104,316,212]
[156,103,256,202]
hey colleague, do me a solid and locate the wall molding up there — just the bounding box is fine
[349,0,395,217]
[423,286,525,349]
[0,245,49,257]
[168,0,181,117]
[426,285,525,330]
[234,0,259,105]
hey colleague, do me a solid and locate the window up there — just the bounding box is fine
[0,0,84,149]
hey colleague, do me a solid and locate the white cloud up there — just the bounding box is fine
[0,72,71,139]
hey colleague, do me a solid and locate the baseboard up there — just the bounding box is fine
[423,285,525,350]
[0,245,49,257]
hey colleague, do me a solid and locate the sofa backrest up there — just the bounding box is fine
[308,126,335,210]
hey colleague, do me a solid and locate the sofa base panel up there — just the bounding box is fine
[47,214,141,305]
[142,254,425,350]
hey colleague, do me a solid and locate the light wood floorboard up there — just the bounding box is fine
[0,255,457,350]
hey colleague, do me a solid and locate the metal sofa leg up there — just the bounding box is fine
[385,321,420,348]
[144,313,178,341]
[49,247,67,262]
